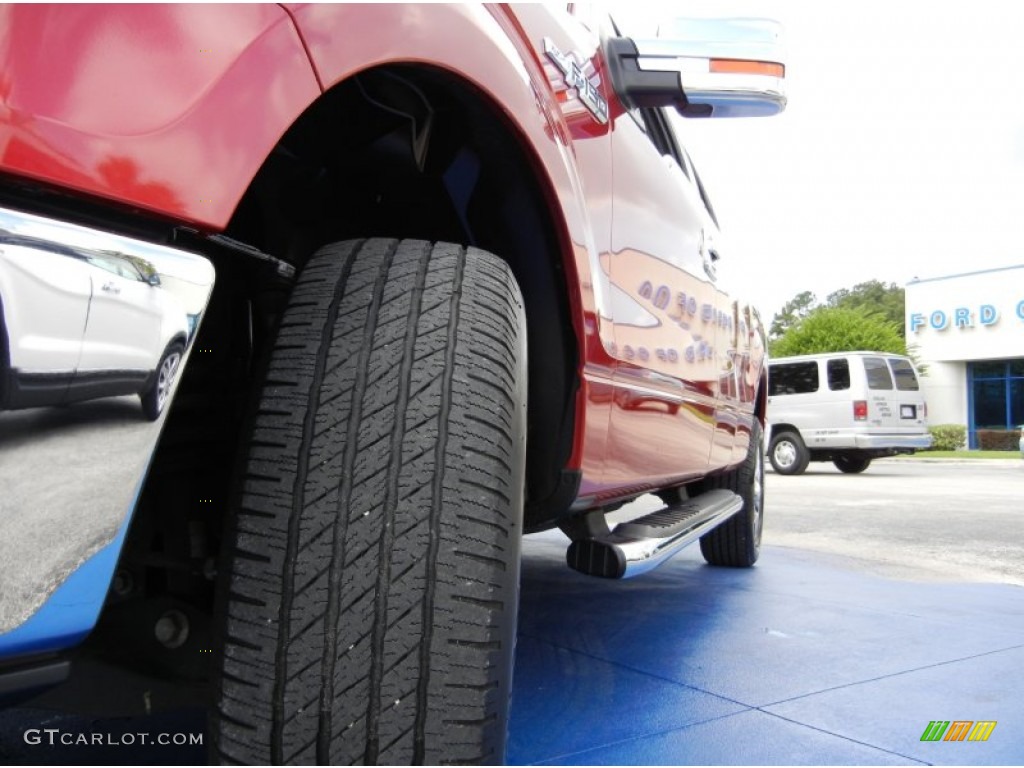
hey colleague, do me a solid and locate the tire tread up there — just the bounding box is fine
[213,239,524,765]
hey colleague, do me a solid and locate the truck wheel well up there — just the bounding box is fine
[0,64,580,688]
[755,374,768,425]
[222,64,578,524]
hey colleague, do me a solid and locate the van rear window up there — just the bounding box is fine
[769,362,819,395]
[889,358,920,391]
[864,357,894,390]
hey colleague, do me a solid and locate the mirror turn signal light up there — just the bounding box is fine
[708,59,785,78]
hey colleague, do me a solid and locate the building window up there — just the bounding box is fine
[968,359,1024,449]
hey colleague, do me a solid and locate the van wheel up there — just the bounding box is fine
[213,239,526,765]
[699,420,764,567]
[768,430,809,475]
[833,455,871,474]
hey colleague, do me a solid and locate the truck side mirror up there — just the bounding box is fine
[608,18,786,118]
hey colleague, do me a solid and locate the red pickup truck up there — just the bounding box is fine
[0,4,784,763]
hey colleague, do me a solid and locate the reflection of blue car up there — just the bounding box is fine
[0,235,190,420]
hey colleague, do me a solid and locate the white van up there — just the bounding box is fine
[766,352,932,474]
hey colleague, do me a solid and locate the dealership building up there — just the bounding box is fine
[905,264,1024,448]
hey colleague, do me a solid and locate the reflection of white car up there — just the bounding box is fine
[0,236,189,420]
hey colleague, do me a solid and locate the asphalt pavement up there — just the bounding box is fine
[764,457,1024,585]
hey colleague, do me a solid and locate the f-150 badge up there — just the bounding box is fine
[542,38,609,124]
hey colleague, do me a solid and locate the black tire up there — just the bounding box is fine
[768,429,809,475]
[140,341,184,421]
[698,420,765,567]
[833,454,871,474]
[0,295,8,408]
[213,239,526,765]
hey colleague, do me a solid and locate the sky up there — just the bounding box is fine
[614,1,1024,322]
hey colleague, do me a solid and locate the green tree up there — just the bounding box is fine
[769,290,817,340]
[825,280,905,337]
[769,306,907,357]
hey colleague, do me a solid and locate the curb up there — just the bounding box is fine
[879,457,1023,466]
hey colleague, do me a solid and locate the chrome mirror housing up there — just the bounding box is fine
[608,17,786,118]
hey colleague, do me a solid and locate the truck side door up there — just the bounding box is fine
[605,104,727,485]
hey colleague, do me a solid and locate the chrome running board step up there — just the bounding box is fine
[566,489,743,579]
